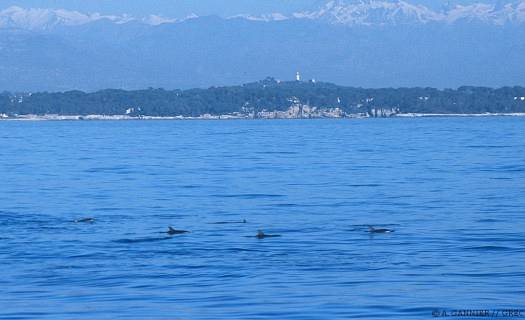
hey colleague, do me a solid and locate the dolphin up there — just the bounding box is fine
[167,226,190,235]
[210,219,247,225]
[75,218,95,223]
[255,230,281,239]
[368,225,394,233]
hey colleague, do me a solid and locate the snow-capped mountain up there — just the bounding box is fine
[0,6,182,30]
[294,0,444,25]
[0,6,127,30]
[295,0,525,25]
[230,13,289,22]
[230,0,525,26]
[2,1,525,30]
[445,2,525,24]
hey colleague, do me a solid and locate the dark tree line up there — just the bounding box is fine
[2,79,525,116]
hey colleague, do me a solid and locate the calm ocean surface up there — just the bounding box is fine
[1,118,524,319]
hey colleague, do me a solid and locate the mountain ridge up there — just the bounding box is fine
[1,1,525,91]
[295,0,525,25]
[2,0,525,31]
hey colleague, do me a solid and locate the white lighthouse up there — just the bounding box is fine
[296,71,301,82]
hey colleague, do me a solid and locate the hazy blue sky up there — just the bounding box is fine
[0,0,505,17]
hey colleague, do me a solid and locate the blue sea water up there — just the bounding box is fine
[0,118,524,319]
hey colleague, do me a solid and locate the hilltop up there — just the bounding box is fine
[2,79,525,119]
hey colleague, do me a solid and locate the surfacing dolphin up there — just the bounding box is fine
[210,219,247,225]
[255,230,281,239]
[75,218,95,223]
[368,225,394,233]
[167,226,190,235]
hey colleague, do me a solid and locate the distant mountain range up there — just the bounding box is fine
[0,6,185,30]
[3,0,525,30]
[1,1,525,91]
[297,0,525,25]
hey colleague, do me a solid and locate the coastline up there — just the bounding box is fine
[393,112,525,118]
[2,113,525,121]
